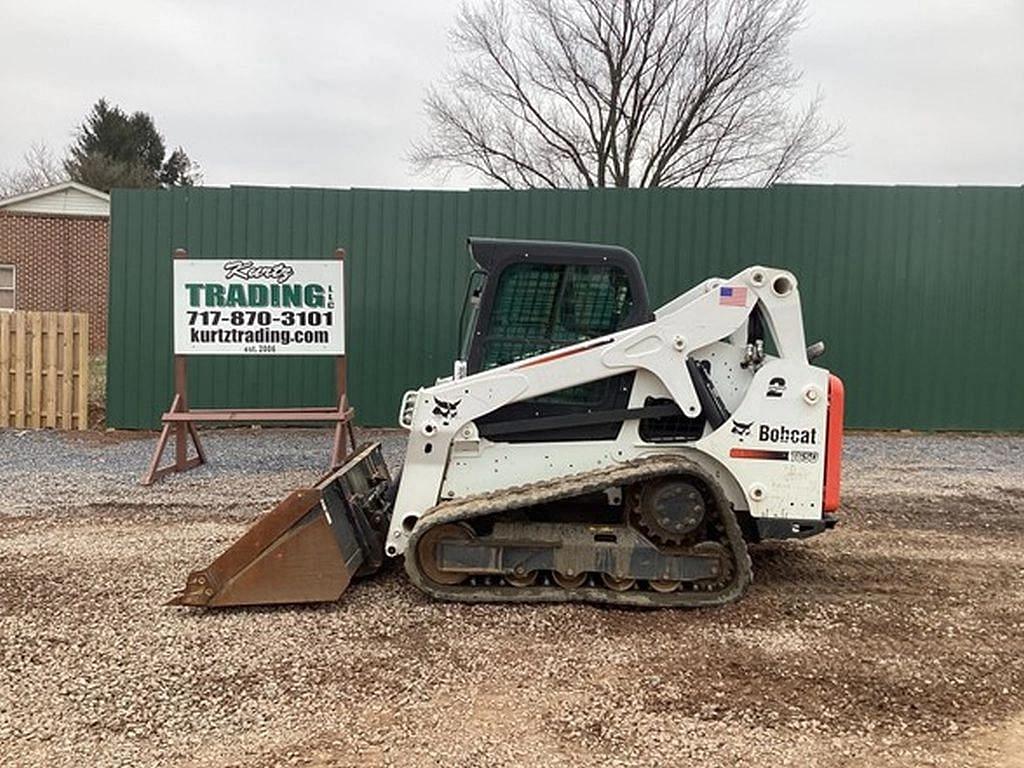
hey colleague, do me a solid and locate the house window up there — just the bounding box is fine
[0,265,13,310]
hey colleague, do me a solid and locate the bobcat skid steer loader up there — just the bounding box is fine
[170,238,844,609]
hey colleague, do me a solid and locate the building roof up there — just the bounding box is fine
[0,181,110,218]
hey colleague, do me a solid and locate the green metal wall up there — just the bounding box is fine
[107,185,1024,431]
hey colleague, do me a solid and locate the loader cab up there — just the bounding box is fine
[458,238,651,441]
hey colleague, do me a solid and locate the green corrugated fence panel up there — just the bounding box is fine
[107,184,1024,431]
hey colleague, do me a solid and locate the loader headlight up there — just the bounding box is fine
[399,390,419,429]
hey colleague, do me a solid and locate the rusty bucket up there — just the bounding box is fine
[169,443,393,608]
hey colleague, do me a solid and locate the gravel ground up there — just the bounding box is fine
[1,427,1022,767]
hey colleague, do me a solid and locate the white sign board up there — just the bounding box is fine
[173,259,344,355]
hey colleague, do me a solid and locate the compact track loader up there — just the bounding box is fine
[171,238,843,609]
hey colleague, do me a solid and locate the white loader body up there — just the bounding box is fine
[388,265,840,559]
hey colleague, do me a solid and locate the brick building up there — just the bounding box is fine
[0,182,109,351]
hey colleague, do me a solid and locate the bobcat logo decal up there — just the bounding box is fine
[731,420,753,437]
[432,397,462,424]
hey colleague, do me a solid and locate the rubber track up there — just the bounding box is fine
[404,455,752,608]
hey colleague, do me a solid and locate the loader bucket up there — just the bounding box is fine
[169,442,393,608]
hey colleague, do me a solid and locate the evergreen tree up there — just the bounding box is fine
[64,99,201,192]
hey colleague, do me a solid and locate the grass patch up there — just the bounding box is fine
[87,353,107,428]
[88,353,107,407]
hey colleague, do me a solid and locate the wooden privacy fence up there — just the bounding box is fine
[0,311,89,430]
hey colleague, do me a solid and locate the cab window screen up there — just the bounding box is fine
[480,262,633,371]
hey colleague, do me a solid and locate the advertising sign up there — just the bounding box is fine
[173,259,344,355]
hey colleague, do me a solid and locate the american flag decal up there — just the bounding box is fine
[719,285,748,306]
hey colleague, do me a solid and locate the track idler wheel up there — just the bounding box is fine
[505,570,538,587]
[552,573,585,589]
[648,579,681,593]
[416,523,473,586]
[552,571,587,589]
[601,574,636,592]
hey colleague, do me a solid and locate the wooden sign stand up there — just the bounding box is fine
[141,248,355,485]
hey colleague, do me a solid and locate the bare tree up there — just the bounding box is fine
[0,142,69,198]
[412,0,842,188]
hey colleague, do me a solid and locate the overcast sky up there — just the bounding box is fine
[2,0,1022,189]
